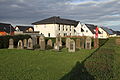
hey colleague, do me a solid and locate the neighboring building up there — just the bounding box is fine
[0,23,15,36]
[75,23,101,38]
[15,26,34,32]
[32,16,79,37]
[99,27,116,38]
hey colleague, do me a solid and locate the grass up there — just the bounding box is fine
[0,48,95,80]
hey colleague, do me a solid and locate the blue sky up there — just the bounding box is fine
[0,0,120,30]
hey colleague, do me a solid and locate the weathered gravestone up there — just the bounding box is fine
[27,38,33,49]
[17,40,23,49]
[81,37,85,49]
[8,38,14,49]
[56,34,62,47]
[68,39,75,52]
[23,39,27,49]
[47,39,53,47]
[66,38,71,48]
[94,38,99,48]
[31,35,37,46]
[116,38,120,45]
[39,35,45,50]
[54,43,59,51]
[76,39,81,49]
[54,34,62,51]
[85,37,92,49]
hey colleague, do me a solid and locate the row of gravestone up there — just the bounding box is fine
[8,35,99,52]
[8,38,33,49]
[66,37,99,52]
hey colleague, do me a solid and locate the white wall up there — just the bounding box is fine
[34,24,57,37]
[75,23,94,37]
[98,28,109,39]
[34,24,76,37]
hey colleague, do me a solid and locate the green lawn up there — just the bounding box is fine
[0,48,95,80]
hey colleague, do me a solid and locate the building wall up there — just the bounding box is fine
[75,23,94,37]
[98,28,109,39]
[34,24,57,37]
[34,24,76,37]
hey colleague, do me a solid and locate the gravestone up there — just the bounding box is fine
[56,34,62,47]
[31,35,37,46]
[39,35,45,50]
[94,38,99,48]
[116,38,120,45]
[47,39,53,47]
[27,38,33,49]
[54,43,59,51]
[85,37,92,49]
[8,38,14,49]
[17,40,23,49]
[66,38,71,48]
[81,37,85,49]
[23,39,27,48]
[76,39,81,49]
[68,39,75,52]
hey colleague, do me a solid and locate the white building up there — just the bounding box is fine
[75,23,102,38]
[32,16,79,37]
[99,27,116,38]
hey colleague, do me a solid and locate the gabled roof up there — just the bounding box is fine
[85,24,101,34]
[0,23,15,33]
[32,16,79,27]
[101,27,114,35]
[16,26,34,32]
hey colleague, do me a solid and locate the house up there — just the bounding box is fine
[99,27,116,38]
[0,23,15,36]
[15,26,34,32]
[32,16,79,37]
[75,23,101,38]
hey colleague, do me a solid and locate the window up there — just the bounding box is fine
[63,25,64,31]
[64,33,67,36]
[48,33,50,37]
[58,25,60,31]
[86,30,88,32]
[70,33,71,36]
[70,26,71,31]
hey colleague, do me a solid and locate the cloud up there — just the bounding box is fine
[0,0,120,30]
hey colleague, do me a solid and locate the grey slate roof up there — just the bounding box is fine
[16,26,34,32]
[85,24,101,34]
[32,16,79,27]
[0,23,15,33]
[101,27,114,35]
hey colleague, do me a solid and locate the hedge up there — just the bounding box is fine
[0,35,31,49]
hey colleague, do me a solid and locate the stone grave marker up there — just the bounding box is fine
[39,35,45,50]
[56,34,62,47]
[8,38,14,49]
[68,39,75,52]
[17,40,23,49]
[23,39,27,48]
[27,38,33,49]
[81,37,85,49]
[94,38,99,48]
[54,43,59,51]
[66,38,71,48]
[76,39,80,49]
[85,37,92,49]
[47,39,53,47]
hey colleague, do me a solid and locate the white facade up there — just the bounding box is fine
[98,27,109,39]
[75,23,94,37]
[34,24,76,37]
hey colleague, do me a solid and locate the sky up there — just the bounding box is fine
[0,0,120,30]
